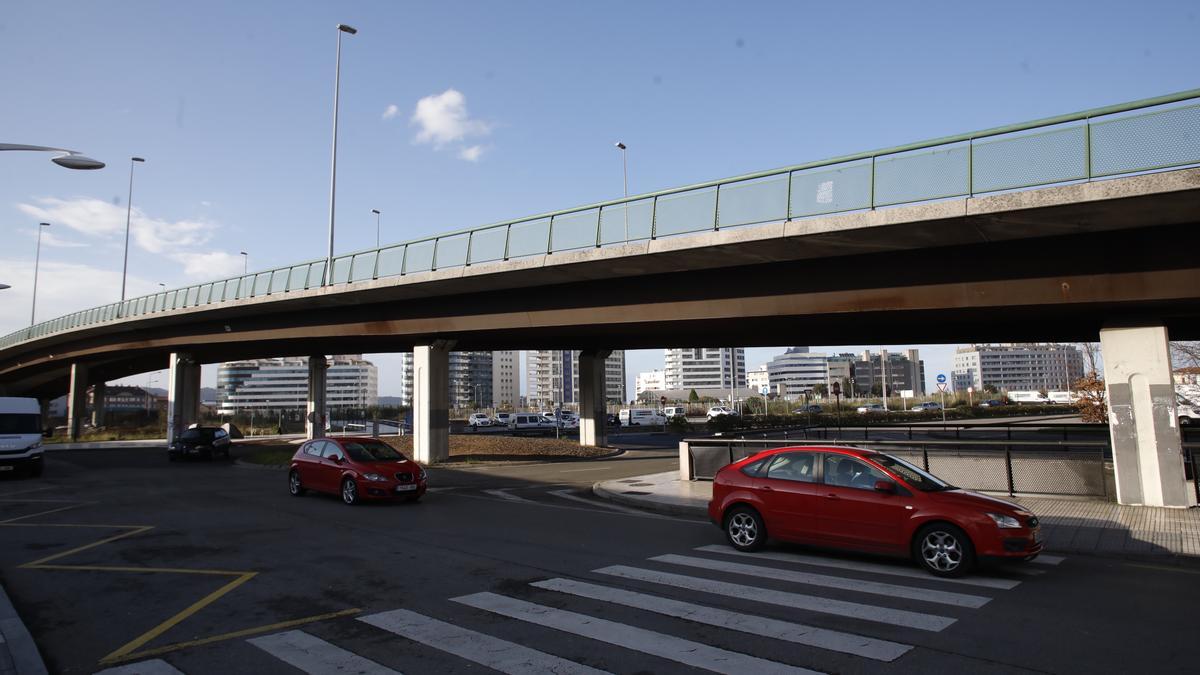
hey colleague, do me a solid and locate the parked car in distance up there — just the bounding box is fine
[707,406,738,419]
[289,437,426,505]
[1178,394,1199,425]
[0,397,45,477]
[1008,391,1050,405]
[494,412,513,426]
[620,408,667,426]
[911,402,942,412]
[663,406,688,418]
[509,413,555,434]
[168,426,231,461]
[708,445,1043,577]
[856,403,885,414]
[468,412,493,427]
[607,413,621,427]
[792,405,822,414]
[542,413,579,429]
[979,399,1005,408]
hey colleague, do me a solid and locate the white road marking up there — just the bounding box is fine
[692,545,1022,590]
[453,592,822,675]
[547,489,668,517]
[594,565,955,632]
[559,466,612,473]
[248,629,400,675]
[94,660,187,675]
[652,554,991,608]
[447,491,709,525]
[1030,554,1065,565]
[532,577,911,662]
[483,488,536,503]
[359,608,609,674]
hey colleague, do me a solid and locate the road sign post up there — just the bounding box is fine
[831,381,842,440]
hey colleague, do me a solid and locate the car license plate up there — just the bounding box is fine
[394,484,417,492]
[0,466,13,472]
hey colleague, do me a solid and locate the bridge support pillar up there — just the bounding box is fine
[166,352,201,446]
[91,382,107,428]
[579,350,611,448]
[67,362,88,441]
[1100,325,1191,507]
[306,355,328,440]
[414,342,451,464]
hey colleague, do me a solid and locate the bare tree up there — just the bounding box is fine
[1171,341,1200,368]
[1076,342,1102,376]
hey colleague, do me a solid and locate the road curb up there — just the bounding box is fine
[0,583,47,675]
[591,480,709,518]
[234,448,627,472]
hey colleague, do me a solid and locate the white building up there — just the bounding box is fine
[397,350,516,409]
[747,365,770,395]
[952,343,1084,392]
[492,350,519,409]
[766,348,832,397]
[664,348,746,391]
[217,355,377,414]
[635,370,666,395]
[526,350,626,408]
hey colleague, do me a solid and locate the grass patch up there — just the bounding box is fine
[44,427,165,444]
[236,435,608,466]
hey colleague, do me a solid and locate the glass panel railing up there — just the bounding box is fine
[252,273,270,297]
[717,176,788,228]
[972,124,1087,194]
[599,198,654,244]
[655,187,717,237]
[306,262,326,288]
[468,226,507,264]
[185,287,200,306]
[376,247,404,277]
[211,281,226,303]
[351,252,377,282]
[331,256,352,284]
[286,265,310,291]
[434,233,469,269]
[236,276,253,299]
[790,160,873,218]
[874,143,969,206]
[507,218,550,258]
[1091,102,1200,177]
[550,209,600,252]
[270,269,289,294]
[404,240,435,273]
[198,284,212,305]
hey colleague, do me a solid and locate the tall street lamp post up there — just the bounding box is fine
[325,23,358,285]
[0,143,105,170]
[120,157,146,303]
[31,222,49,325]
[240,251,248,275]
[615,142,628,241]
[372,209,381,249]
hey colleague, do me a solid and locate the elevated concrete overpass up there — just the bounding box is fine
[3,89,1199,507]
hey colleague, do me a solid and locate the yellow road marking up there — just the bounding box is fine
[0,503,90,523]
[20,526,151,567]
[101,572,258,663]
[102,608,363,664]
[0,485,56,498]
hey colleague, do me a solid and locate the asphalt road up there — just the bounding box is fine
[1,442,1197,674]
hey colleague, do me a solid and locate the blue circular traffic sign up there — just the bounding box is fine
[936,373,947,384]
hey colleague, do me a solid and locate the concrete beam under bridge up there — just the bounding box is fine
[166,352,200,445]
[1101,325,1193,507]
[66,362,88,441]
[306,355,327,440]
[413,342,451,464]
[579,350,611,448]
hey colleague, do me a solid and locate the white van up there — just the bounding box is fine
[508,413,554,434]
[1008,391,1050,405]
[663,406,688,418]
[0,397,45,477]
[619,408,667,426]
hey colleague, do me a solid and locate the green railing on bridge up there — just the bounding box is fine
[4,88,1200,351]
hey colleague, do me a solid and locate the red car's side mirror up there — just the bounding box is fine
[874,480,896,494]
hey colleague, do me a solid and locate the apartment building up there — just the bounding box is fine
[663,348,746,390]
[217,355,378,414]
[526,350,627,408]
[952,343,1084,392]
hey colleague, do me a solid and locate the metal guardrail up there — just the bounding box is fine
[4,88,1200,351]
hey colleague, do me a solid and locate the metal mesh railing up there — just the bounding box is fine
[5,88,1200,352]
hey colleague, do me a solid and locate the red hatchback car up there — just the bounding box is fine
[289,437,427,505]
[708,445,1042,577]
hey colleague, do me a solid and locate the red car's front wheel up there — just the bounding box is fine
[724,506,766,552]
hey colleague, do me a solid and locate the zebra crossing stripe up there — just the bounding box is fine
[483,488,536,503]
[247,630,400,675]
[1030,554,1065,565]
[532,577,911,662]
[692,545,1022,590]
[594,565,955,632]
[94,659,186,675]
[358,608,610,675]
[652,554,991,608]
[547,490,676,519]
[453,592,824,675]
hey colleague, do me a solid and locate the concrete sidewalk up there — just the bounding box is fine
[594,471,1200,559]
[0,583,47,675]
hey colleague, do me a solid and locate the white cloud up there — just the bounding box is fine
[169,250,245,279]
[382,104,399,120]
[17,197,215,255]
[23,227,88,248]
[410,89,491,147]
[0,258,161,337]
[458,145,486,162]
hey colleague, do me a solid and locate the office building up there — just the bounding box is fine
[526,350,626,408]
[663,348,746,391]
[397,350,515,409]
[493,350,519,409]
[852,349,925,396]
[747,365,770,394]
[635,370,666,395]
[217,355,378,414]
[952,343,1084,392]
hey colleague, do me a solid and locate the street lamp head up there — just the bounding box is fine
[39,222,49,228]
[371,209,380,215]
[131,157,145,163]
[0,284,10,290]
[337,24,358,34]
[51,154,105,170]
[615,142,626,150]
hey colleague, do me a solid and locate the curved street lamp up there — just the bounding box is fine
[0,143,105,170]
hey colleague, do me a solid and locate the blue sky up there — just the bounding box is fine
[2,0,1197,397]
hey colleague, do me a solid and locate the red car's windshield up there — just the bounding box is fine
[873,453,953,491]
[342,440,405,462]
